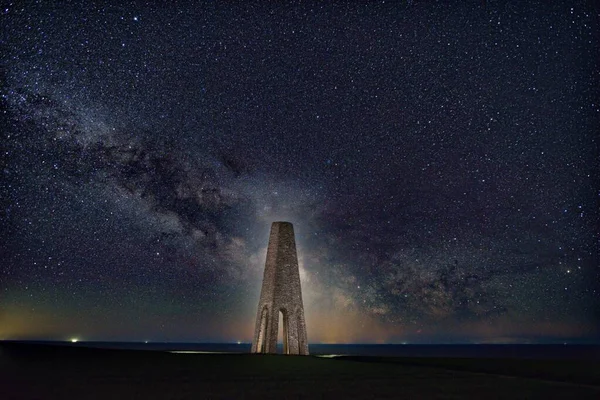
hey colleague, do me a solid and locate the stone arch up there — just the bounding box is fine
[256,305,269,353]
[279,307,289,354]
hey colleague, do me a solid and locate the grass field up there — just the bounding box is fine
[1,342,599,399]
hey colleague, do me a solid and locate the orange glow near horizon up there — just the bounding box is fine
[1,304,597,344]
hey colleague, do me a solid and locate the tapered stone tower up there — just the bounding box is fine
[251,222,309,355]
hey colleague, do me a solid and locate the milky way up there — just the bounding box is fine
[1,1,598,343]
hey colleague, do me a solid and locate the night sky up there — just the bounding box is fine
[1,1,598,344]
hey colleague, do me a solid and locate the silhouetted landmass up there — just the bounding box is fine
[1,342,599,399]
[340,355,600,386]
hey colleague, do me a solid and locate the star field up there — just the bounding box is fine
[1,1,598,343]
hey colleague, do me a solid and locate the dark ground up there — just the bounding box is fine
[1,342,599,399]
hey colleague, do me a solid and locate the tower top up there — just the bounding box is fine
[272,221,293,227]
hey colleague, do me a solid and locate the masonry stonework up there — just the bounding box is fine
[251,222,309,355]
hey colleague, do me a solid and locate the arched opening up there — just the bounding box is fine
[278,309,289,354]
[256,306,269,353]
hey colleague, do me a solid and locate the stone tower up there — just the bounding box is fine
[251,222,309,355]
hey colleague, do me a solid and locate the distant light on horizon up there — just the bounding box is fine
[70,338,79,343]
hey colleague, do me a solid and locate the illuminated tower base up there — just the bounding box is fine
[251,222,309,355]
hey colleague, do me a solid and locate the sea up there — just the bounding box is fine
[10,341,599,360]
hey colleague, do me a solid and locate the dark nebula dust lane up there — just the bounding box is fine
[1,1,598,343]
